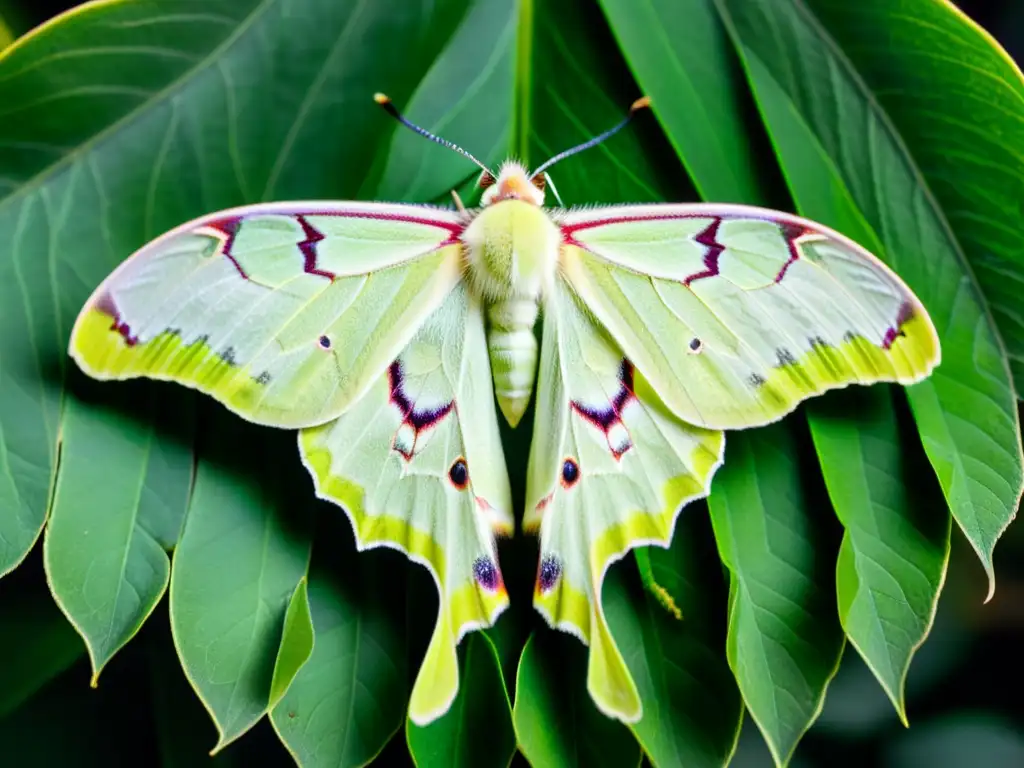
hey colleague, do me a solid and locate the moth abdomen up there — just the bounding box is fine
[487,297,539,428]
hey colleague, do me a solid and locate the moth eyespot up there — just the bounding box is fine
[318,335,332,349]
[449,458,469,489]
[688,337,703,354]
[538,554,562,592]
[530,174,546,191]
[561,458,580,487]
[478,171,496,189]
[473,556,500,591]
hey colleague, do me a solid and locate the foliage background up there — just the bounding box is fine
[1,0,1023,766]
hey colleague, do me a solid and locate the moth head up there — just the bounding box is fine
[481,161,546,207]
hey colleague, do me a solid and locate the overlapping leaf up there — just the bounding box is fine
[170,410,313,751]
[604,506,743,767]
[708,423,846,765]
[815,388,952,723]
[270,514,412,768]
[513,630,641,768]
[44,382,193,683]
[804,0,1024,391]
[407,632,516,768]
[714,0,1023,592]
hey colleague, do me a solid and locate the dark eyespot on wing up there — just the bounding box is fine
[318,335,332,349]
[473,557,500,591]
[254,371,272,385]
[538,554,562,592]
[688,337,703,353]
[448,458,469,489]
[561,458,580,487]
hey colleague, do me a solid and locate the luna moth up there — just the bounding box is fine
[68,94,940,726]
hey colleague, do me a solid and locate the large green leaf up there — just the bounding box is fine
[714,0,1023,592]
[44,381,193,683]
[597,0,766,204]
[513,630,641,768]
[601,6,998,759]
[808,388,950,722]
[525,0,689,204]
[707,423,845,766]
[803,0,1024,391]
[604,505,743,767]
[407,632,516,768]
[269,512,411,768]
[0,0,469,584]
[169,410,313,752]
[371,0,516,203]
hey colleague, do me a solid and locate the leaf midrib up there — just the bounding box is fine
[0,0,277,214]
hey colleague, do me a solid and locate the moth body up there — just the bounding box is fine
[463,162,560,426]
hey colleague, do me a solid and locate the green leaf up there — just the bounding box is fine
[170,409,313,753]
[714,0,1024,592]
[407,631,516,768]
[270,512,410,768]
[372,0,516,203]
[803,0,1024,391]
[0,0,471,585]
[525,0,691,205]
[267,577,314,711]
[513,630,641,768]
[707,423,845,766]
[146,602,228,768]
[597,0,766,203]
[0,551,84,719]
[808,388,951,723]
[43,380,193,684]
[605,505,744,767]
[0,13,11,51]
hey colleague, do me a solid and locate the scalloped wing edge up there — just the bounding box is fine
[529,428,726,723]
[298,428,509,726]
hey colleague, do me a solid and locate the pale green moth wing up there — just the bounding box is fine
[69,201,465,429]
[558,203,941,431]
[300,279,513,725]
[524,278,724,722]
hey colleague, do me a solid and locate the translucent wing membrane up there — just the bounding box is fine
[70,202,465,428]
[559,203,941,430]
[300,281,513,724]
[525,280,724,722]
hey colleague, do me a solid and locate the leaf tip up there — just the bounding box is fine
[983,571,996,604]
[896,702,910,728]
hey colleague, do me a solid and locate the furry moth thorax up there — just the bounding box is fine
[462,161,561,426]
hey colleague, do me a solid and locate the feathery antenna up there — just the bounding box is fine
[530,96,651,179]
[374,93,491,175]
